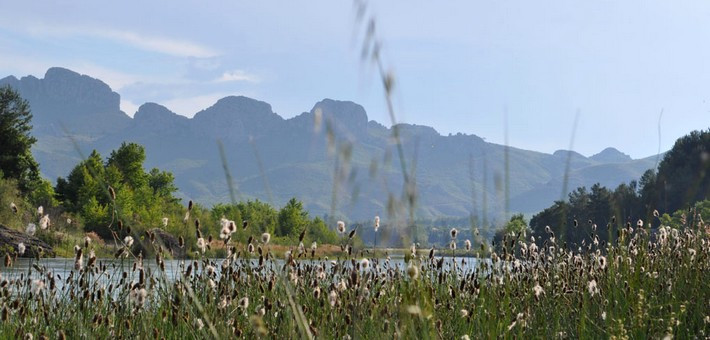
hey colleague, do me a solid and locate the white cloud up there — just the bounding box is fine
[19,24,218,58]
[215,70,260,83]
[162,93,234,117]
[70,63,151,90]
[99,29,219,58]
[120,99,140,117]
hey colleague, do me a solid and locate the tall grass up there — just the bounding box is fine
[0,215,707,338]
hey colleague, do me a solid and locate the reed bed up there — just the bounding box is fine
[0,219,708,339]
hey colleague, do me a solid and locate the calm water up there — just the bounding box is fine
[0,256,484,289]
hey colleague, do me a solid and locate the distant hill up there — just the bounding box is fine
[0,68,660,220]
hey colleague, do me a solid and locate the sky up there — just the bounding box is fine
[1,1,709,159]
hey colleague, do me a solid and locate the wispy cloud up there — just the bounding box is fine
[98,29,218,58]
[20,24,219,58]
[215,70,260,83]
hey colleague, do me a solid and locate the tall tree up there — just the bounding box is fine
[0,86,40,192]
[107,142,148,189]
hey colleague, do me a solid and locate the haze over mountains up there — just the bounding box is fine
[0,68,660,221]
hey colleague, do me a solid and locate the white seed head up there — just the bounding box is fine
[26,223,36,236]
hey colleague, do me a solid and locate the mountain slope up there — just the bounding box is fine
[0,68,659,220]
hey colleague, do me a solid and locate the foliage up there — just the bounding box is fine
[531,129,710,248]
[0,86,41,194]
[55,142,182,240]
[645,129,710,214]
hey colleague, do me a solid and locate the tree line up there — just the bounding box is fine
[0,86,338,256]
[526,129,710,249]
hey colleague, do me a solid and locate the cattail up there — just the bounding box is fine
[84,236,91,248]
[374,216,380,232]
[87,250,97,268]
[348,228,357,239]
[196,238,207,254]
[37,205,43,216]
[406,261,419,279]
[162,217,169,227]
[533,283,544,298]
[261,233,271,245]
[31,279,45,294]
[248,243,255,253]
[299,229,306,242]
[4,254,11,267]
[124,236,134,248]
[183,211,190,223]
[337,221,346,234]
[464,239,471,251]
[238,296,249,309]
[587,279,599,296]
[228,221,236,233]
[653,209,660,218]
[637,219,643,227]
[313,286,321,299]
[188,200,193,211]
[108,186,116,200]
[573,219,578,228]
[450,228,458,239]
[74,248,83,271]
[328,290,338,307]
[242,220,249,230]
[410,243,416,256]
[39,215,50,230]
[10,202,17,214]
[129,288,148,306]
[178,236,185,248]
[449,240,456,250]
[360,258,370,270]
[17,243,25,256]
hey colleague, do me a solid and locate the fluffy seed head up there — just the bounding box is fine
[261,233,271,244]
[337,221,346,234]
[406,261,419,279]
[39,215,50,230]
[25,223,36,236]
[450,228,458,239]
[196,237,207,254]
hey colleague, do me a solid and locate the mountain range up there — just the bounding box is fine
[0,68,660,221]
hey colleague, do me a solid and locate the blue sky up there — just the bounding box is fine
[1,1,709,159]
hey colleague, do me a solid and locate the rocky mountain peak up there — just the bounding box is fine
[590,147,632,163]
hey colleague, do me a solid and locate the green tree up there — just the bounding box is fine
[0,86,40,193]
[148,168,178,199]
[107,142,148,189]
[276,198,309,238]
[652,129,710,213]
